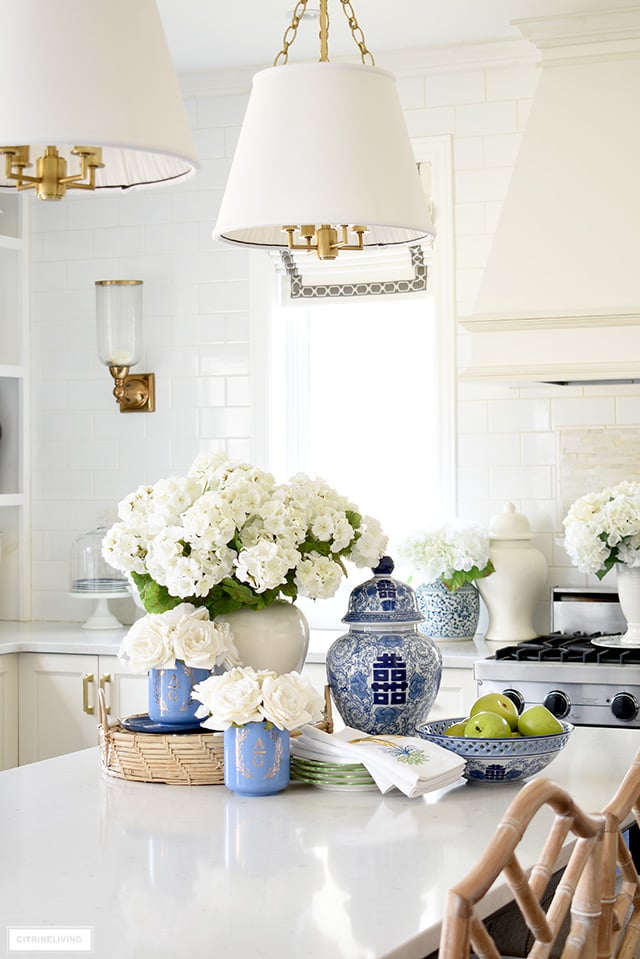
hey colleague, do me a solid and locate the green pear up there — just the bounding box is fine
[444,720,468,737]
[517,705,563,737]
[470,692,519,731]
[464,711,512,739]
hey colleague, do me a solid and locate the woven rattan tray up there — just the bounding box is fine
[97,689,224,786]
[97,685,334,787]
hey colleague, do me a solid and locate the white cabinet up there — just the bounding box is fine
[429,666,478,721]
[18,652,147,764]
[0,193,30,621]
[0,653,18,769]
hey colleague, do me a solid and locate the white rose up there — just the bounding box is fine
[172,609,241,670]
[192,667,270,730]
[119,614,176,672]
[259,671,324,730]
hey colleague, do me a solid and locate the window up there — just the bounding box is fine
[249,136,456,652]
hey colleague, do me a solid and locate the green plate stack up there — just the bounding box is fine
[290,755,377,791]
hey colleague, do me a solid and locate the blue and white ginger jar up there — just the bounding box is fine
[326,557,442,736]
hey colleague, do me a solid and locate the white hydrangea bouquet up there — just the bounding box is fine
[563,480,640,578]
[102,451,387,617]
[118,603,241,673]
[399,520,494,591]
[192,666,324,731]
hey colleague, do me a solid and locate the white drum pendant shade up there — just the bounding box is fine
[0,0,198,191]
[214,62,434,249]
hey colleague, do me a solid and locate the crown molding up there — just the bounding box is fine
[178,37,538,99]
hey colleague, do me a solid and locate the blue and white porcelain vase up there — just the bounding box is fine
[148,660,211,726]
[224,721,290,797]
[326,557,442,736]
[415,580,480,642]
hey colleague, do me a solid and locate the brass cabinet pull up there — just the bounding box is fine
[82,673,95,715]
[99,673,111,715]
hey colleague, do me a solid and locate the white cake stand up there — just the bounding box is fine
[69,591,127,630]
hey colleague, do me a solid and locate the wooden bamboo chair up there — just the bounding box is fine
[438,778,606,959]
[598,749,640,959]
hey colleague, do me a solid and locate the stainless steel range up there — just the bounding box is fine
[474,587,640,728]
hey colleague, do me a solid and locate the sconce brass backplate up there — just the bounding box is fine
[117,373,155,413]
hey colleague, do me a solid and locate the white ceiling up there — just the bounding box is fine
[156,0,635,74]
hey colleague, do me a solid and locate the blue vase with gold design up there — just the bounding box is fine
[326,557,442,736]
[148,660,211,726]
[224,721,290,796]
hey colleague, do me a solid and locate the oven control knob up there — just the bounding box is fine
[501,688,525,714]
[611,692,639,722]
[544,690,570,719]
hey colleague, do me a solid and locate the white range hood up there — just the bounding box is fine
[460,8,640,384]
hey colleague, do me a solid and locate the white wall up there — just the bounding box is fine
[28,44,640,630]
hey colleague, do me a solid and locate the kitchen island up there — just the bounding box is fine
[1,726,638,958]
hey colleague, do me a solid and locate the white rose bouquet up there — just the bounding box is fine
[119,602,241,673]
[102,451,387,617]
[399,520,494,591]
[192,666,324,731]
[563,480,640,578]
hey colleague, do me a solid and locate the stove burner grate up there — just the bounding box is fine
[493,632,640,666]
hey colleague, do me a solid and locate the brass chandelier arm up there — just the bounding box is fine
[0,144,105,199]
[283,224,367,260]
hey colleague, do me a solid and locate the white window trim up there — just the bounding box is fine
[250,133,457,510]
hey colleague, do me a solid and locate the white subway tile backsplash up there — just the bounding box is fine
[483,133,523,168]
[488,465,553,501]
[458,431,520,467]
[92,226,146,259]
[616,396,640,424]
[456,100,518,137]
[489,398,551,433]
[171,376,226,408]
[454,167,512,203]
[426,70,484,107]
[454,202,486,236]
[196,93,249,128]
[551,397,616,428]
[485,64,539,102]
[453,137,484,170]
[200,406,251,438]
[199,280,250,313]
[404,106,456,137]
[226,376,250,406]
[396,75,426,110]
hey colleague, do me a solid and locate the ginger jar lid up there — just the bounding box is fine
[488,502,532,541]
[342,556,424,625]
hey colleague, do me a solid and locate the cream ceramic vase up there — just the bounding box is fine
[616,565,640,645]
[216,600,309,674]
[477,502,547,643]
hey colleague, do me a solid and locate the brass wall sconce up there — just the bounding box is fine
[95,280,155,413]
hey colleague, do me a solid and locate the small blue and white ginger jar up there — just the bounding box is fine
[326,556,442,736]
[415,580,480,642]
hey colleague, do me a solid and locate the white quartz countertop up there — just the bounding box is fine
[1,726,638,959]
[0,621,492,666]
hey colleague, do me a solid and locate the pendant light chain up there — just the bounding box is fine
[274,0,374,66]
[339,0,375,65]
[274,0,309,65]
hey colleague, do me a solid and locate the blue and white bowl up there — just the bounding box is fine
[416,717,573,784]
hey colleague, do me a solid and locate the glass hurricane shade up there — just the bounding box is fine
[213,62,434,250]
[96,281,143,368]
[0,0,198,192]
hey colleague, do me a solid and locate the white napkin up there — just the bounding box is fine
[293,725,465,798]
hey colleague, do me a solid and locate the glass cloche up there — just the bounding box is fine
[70,525,127,594]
